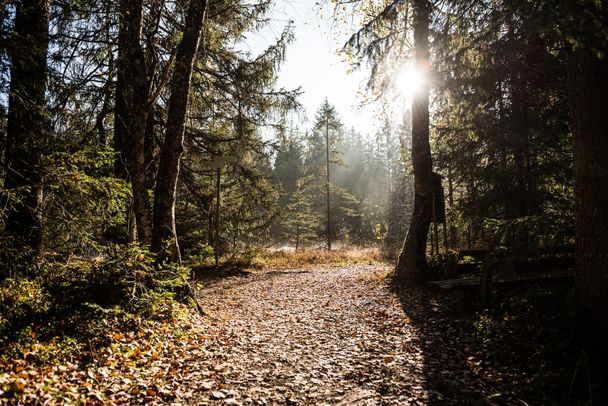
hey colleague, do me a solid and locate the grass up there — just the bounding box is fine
[255,246,388,269]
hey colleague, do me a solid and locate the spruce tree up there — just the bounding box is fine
[306,100,343,249]
[3,0,50,259]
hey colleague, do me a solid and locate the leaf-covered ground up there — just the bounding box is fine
[187,265,487,405]
[2,262,591,404]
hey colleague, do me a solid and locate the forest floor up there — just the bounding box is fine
[184,264,494,405]
[3,257,600,404]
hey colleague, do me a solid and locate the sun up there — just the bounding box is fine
[396,65,425,97]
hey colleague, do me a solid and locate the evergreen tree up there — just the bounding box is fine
[557,0,608,352]
[3,0,50,260]
[114,0,154,244]
[273,129,306,240]
[343,0,435,278]
[283,177,320,250]
[173,6,299,258]
[432,0,573,246]
[307,99,343,249]
[274,132,305,197]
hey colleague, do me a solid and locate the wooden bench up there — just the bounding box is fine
[428,270,574,290]
[429,246,575,308]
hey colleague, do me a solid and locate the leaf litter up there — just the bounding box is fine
[1,264,514,404]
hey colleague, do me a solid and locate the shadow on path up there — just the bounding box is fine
[393,283,490,405]
[395,278,608,405]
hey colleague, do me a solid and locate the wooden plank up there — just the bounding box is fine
[428,270,574,291]
[428,277,480,290]
[494,270,574,286]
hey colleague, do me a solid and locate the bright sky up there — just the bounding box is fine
[239,0,381,136]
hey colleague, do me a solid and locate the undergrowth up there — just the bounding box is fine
[0,245,194,369]
[467,284,607,404]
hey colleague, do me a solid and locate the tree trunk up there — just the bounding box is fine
[567,44,608,351]
[144,110,156,189]
[395,0,433,283]
[3,0,50,256]
[152,0,208,257]
[447,167,458,247]
[325,118,331,251]
[114,0,153,244]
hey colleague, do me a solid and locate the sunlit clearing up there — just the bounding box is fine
[396,66,424,97]
[260,247,383,268]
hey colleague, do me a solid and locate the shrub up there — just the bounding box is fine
[0,244,192,361]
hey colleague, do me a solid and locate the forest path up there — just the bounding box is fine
[183,264,483,405]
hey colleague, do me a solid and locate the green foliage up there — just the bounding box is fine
[282,178,321,249]
[184,238,215,268]
[430,0,574,250]
[44,145,130,253]
[480,213,575,254]
[97,245,191,315]
[0,240,42,280]
[271,103,409,248]
[0,245,192,361]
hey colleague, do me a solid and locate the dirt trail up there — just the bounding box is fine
[178,265,483,405]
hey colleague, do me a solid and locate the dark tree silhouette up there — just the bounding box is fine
[565,1,608,350]
[395,0,433,282]
[3,0,50,257]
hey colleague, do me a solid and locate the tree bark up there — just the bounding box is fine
[152,0,208,257]
[3,0,50,256]
[114,0,153,244]
[325,118,331,251]
[395,0,433,283]
[567,44,608,351]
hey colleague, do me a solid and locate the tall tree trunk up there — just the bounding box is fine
[3,0,50,257]
[447,167,458,247]
[144,110,156,189]
[395,0,433,283]
[567,43,608,351]
[325,118,331,251]
[152,0,208,257]
[114,0,153,244]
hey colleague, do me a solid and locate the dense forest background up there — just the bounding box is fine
[0,0,579,260]
[1,0,608,403]
[0,0,417,262]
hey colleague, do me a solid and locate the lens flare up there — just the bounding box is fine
[396,66,424,96]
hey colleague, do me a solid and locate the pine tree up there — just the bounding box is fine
[306,99,343,249]
[431,0,572,242]
[273,130,306,240]
[3,0,50,259]
[283,178,320,250]
[114,0,154,244]
[174,8,299,257]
